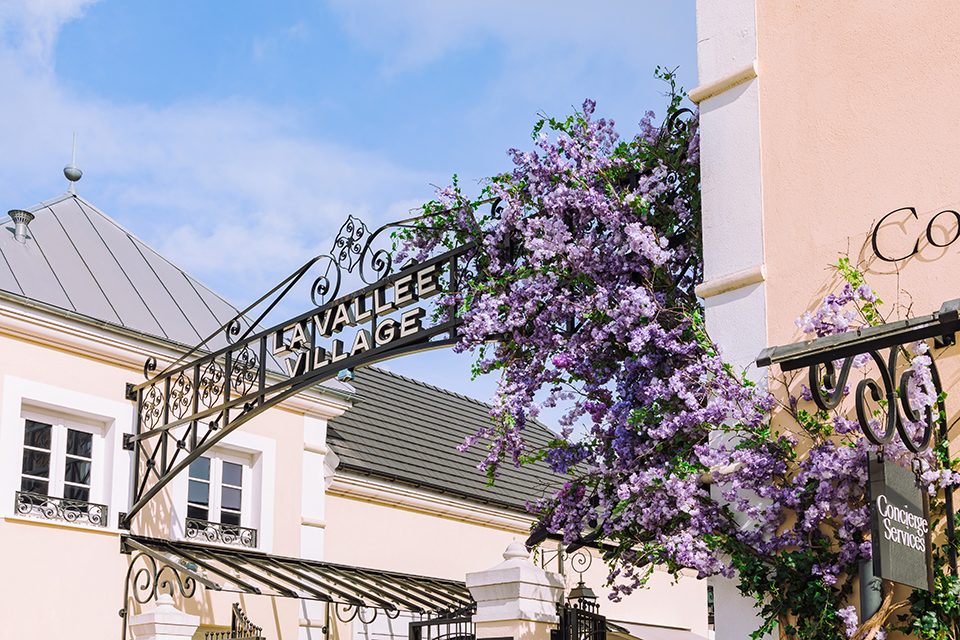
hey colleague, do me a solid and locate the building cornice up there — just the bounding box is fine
[327,472,533,534]
[695,263,766,299]
[0,293,352,419]
[689,60,759,104]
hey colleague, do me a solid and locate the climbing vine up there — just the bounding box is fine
[399,71,960,639]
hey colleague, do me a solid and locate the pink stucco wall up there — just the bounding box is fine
[756,3,960,340]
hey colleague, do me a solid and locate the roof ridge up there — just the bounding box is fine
[0,192,74,223]
[27,192,74,212]
[367,365,497,411]
[67,194,246,320]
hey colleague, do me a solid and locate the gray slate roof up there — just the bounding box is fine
[327,367,561,512]
[0,193,248,351]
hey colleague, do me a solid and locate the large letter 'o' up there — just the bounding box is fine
[926,209,960,248]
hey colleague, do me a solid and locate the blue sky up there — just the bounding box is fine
[0,1,697,421]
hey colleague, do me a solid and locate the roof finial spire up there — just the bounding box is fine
[64,132,82,194]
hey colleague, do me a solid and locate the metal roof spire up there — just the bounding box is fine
[64,132,82,194]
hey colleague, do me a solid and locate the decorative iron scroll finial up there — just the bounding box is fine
[332,215,368,272]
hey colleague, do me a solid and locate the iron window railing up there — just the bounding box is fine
[14,490,108,527]
[185,517,258,548]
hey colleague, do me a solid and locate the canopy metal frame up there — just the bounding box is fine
[119,535,474,640]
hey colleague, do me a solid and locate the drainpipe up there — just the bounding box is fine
[859,559,881,623]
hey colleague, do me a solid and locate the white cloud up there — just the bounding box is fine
[325,0,694,79]
[0,0,98,66]
[0,4,436,305]
[252,20,309,62]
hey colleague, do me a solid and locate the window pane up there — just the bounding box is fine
[221,486,242,511]
[187,505,209,521]
[222,461,242,487]
[65,458,91,485]
[24,420,52,450]
[189,456,210,480]
[67,429,93,458]
[63,485,90,503]
[188,480,209,505]
[20,477,48,495]
[221,510,241,526]
[21,449,49,478]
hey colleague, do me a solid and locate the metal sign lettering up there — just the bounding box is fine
[120,205,498,529]
[871,206,960,262]
[868,453,932,591]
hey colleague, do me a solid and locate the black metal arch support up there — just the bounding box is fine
[756,298,960,371]
[120,204,494,529]
[755,297,960,453]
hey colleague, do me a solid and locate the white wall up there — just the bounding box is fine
[694,1,770,638]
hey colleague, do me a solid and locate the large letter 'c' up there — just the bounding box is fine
[872,207,920,262]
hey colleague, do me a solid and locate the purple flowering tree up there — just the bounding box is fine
[398,74,958,640]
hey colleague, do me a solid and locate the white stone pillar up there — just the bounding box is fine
[302,413,332,561]
[128,594,200,640]
[467,543,565,640]
[301,413,337,640]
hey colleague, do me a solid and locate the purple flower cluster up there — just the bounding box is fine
[796,283,877,338]
[401,98,954,637]
[402,99,782,583]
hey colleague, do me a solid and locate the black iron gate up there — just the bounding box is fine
[553,602,607,640]
[409,604,476,640]
[204,603,265,640]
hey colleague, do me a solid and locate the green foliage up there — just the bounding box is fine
[901,534,960,639]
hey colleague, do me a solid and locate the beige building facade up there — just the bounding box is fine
[0,191,707,640]
[693,2,960,638]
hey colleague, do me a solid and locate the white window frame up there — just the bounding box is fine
[171,430,275,552]
[0,375,132,531]
[19,407,106,505]
[187,449,254,528]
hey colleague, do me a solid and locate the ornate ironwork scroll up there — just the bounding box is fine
[539,544,594,580]
[805,345,942,454]
[756,298,960,578]
[335,602,401,625]
[122,205,496,529]
[185,517,258,548]
[119,547,208,640]
[15,490,107,527]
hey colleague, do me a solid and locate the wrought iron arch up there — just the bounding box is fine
[121,204,500,528]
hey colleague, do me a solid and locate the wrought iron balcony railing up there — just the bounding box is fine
[14,490,108,527]
[185,517,258,548]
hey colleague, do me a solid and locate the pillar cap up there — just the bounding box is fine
[503,542,529,561]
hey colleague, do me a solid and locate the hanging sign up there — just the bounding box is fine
[868,453,932,591]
